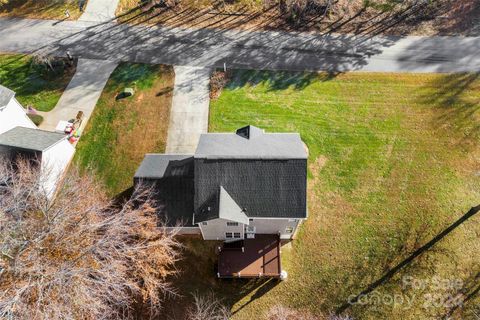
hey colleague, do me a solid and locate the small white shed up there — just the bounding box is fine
[0,126,75,197]
[0,85,37,135]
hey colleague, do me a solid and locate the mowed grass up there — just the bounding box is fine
[0,0,84,20]
[208,71,480,319]
[74,63,174,196]
[0,54,75,111]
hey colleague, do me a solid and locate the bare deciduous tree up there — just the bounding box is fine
[186,292,231,320]
[267,304,354,320]
[0,158,181,320]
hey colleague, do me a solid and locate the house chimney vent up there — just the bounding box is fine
[235,125,264,139]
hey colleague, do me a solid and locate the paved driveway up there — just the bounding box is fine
[39,59,118,132]
[166,66,211,154]
[79,0,120,22]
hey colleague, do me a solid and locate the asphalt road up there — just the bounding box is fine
[0,17,479,73]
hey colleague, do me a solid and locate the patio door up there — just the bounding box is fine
[245,225,256,239]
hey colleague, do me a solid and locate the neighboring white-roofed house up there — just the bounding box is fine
[0,126,75,197]
[0,84,37,134]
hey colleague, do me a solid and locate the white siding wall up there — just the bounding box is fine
[0,98,36,134]
[250,218,301,239]
[199,218,245,240]
[197,217,303,240]
[41,139,75,197]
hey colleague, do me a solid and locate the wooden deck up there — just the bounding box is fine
[217,234,281,278]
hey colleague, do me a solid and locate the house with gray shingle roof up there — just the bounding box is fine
[0,85,75,197]
[0,126,75,197]
[135,125,308,240]
[135,125,308,278]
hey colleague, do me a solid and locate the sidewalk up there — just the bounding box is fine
[165,66,211,154]
[79,0,120,22]
[39,59,118,132]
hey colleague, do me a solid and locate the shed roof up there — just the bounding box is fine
[0,126,66,152]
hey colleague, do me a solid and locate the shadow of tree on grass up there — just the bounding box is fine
[420,73,480,148]
[337,205,480,315]
[225,68,335,92]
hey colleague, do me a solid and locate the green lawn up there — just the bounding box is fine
[74,63,174,196]
[204,70,480,319]
[0,0,85,20]
[0,54,75,112]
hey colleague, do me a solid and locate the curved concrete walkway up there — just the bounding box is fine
[165,66,211,154]
[39,59,118,132]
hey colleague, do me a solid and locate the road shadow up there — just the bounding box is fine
[396,35,480,73]
[15,0,404,75]
[337,205,480,315]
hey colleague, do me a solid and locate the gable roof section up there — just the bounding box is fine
[194,186,250,224]
[195,125,308,160]
[219,186,249,224]
[0,84,15,110]
[134,154,194,179]
[194,158,307,219]
[0,126,66,152]
[194,191,220,223]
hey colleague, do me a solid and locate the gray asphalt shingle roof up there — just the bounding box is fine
[194,158,307,219]
[134,154,194,179]
[193,126,308,220]
[195,125,308,160]
[0,127,66,152]
[0,84,15,109]
[134,154,195,227]
[135,126,308,223]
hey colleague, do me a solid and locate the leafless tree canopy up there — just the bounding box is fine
[267,305,354,320]
[186,292,231,320]
[0,158,181,319]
